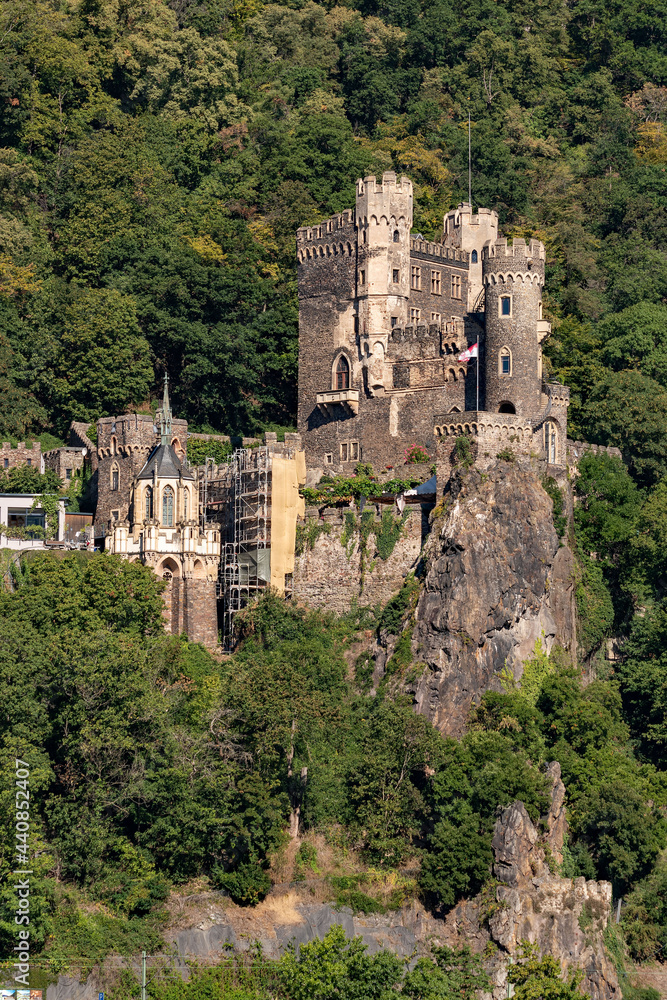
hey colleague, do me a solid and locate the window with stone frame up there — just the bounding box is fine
[392,268,399,283]
[431,312,441,323]
[341,442,349,462]
[162,486,174,527]
[500,295,512,316]
[183,488,189,521]
[359,269,365,284]
[351,442,359,460]
[325,453,333,464]
[111,462,119,491]
[451,274,462,299]
[471,250,478,263]
[431,270,441,294]
[411,265,421,289]
[335,355,350,390]
[145,486,153,520]
[410,308,421,322]
[499,347,512,375]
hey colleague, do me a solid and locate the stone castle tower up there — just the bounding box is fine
[296,172,569,477]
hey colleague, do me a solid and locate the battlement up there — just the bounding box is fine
[356,172,413,197]
[296,210,355,245]
[409,238,468,264]
[482,238,545,262]
[547,382,570,407]
[1,440,41,472]
[443,203,499,235]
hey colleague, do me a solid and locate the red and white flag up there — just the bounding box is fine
[458,343,478,363]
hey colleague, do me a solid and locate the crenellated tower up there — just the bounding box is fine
[443,203,499,311]
[483,238,545,418]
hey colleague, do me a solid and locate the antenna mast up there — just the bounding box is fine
[468,111,472,208]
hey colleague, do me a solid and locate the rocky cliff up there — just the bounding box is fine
[442,762,619,1000]
[407,460,577,736]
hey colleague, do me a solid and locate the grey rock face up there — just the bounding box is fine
[410,462,576,736]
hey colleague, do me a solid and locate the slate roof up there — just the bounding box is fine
[136,443,195,481]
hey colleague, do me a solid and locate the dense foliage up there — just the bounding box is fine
[2,0,667,445]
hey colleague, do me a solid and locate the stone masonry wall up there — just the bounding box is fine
[1,440,41,472]
[293,504,427,614]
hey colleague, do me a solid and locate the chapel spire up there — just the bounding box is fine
[156,373,172,446]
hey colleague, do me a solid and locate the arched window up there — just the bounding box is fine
[544,421,557,463]
[111,462,119,491]
[162,486,174,527]
[393,229,400,242]
[499,347,511,375]
[471,249,478,263]
[499,401,516,414]
[335,355,350,390]
[145,486,153,520]
[183,488,189,521]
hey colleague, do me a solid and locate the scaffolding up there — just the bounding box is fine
[207,447,271,649]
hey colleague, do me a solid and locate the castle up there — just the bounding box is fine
[296,172,569,477]
[7,171,573,649]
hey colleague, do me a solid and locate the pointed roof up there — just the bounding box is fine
[137,443,195,481]
[155,373,173,446]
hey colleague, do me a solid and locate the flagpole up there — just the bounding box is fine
[476,355,479,412]
[468,111,472,208]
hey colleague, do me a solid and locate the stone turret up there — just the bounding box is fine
[355,173,413,340]
[443,203,499,311]
[483,238,545,418]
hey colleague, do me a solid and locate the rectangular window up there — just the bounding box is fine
[351,442,359,460]
[392,268,399,283]
[341,443,348,462]
[391,316,398,327]
[325,453,333,465]
[501,355,511,374]
[451,274,462,299]
[26,458,31,467]
[411,265,421,290]
[111,510,119,521]
[66,468,72,479]
[410,308,421,322]
[3,458,8,469]
[431,312,441,323]
[431,270,441,294]
[112,470,119,491]
[501,296,512,316]
[359,270,365,284]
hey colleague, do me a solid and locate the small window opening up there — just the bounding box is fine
[501,296,511,316]
[392,268,399,283]
[471,249,478,263]
[393,230,400,242]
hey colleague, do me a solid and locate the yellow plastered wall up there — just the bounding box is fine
[270,451,306,591]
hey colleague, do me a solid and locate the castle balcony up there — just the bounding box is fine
[537,319,551,342]
[316,389,359,416]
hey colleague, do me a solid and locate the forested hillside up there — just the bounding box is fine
[2,0,667,449]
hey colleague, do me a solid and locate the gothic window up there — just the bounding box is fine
[471,250,478,263]
[111,462,119,491]
[359,269,365,284]
[451,274,462,299]
[183,488,189,521]
[162,486,174,527]
[499,348,511,375]
[393,229,400,242]
[335,356,350,390]
[500,295,512,316]
[544,421,557,463]
[411,265,421,289]
[145,486,153,520]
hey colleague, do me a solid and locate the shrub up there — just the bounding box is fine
[212,860,272,906]
[454,436,474,468]
[497,448,516,462]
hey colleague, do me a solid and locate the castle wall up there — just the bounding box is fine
[293,504,426,614]
[408,238,469,325]
[43,447,86,485]
[168,578,218,647]
[1,441,41,473]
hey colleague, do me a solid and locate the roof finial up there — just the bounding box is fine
[156,372,172,446]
